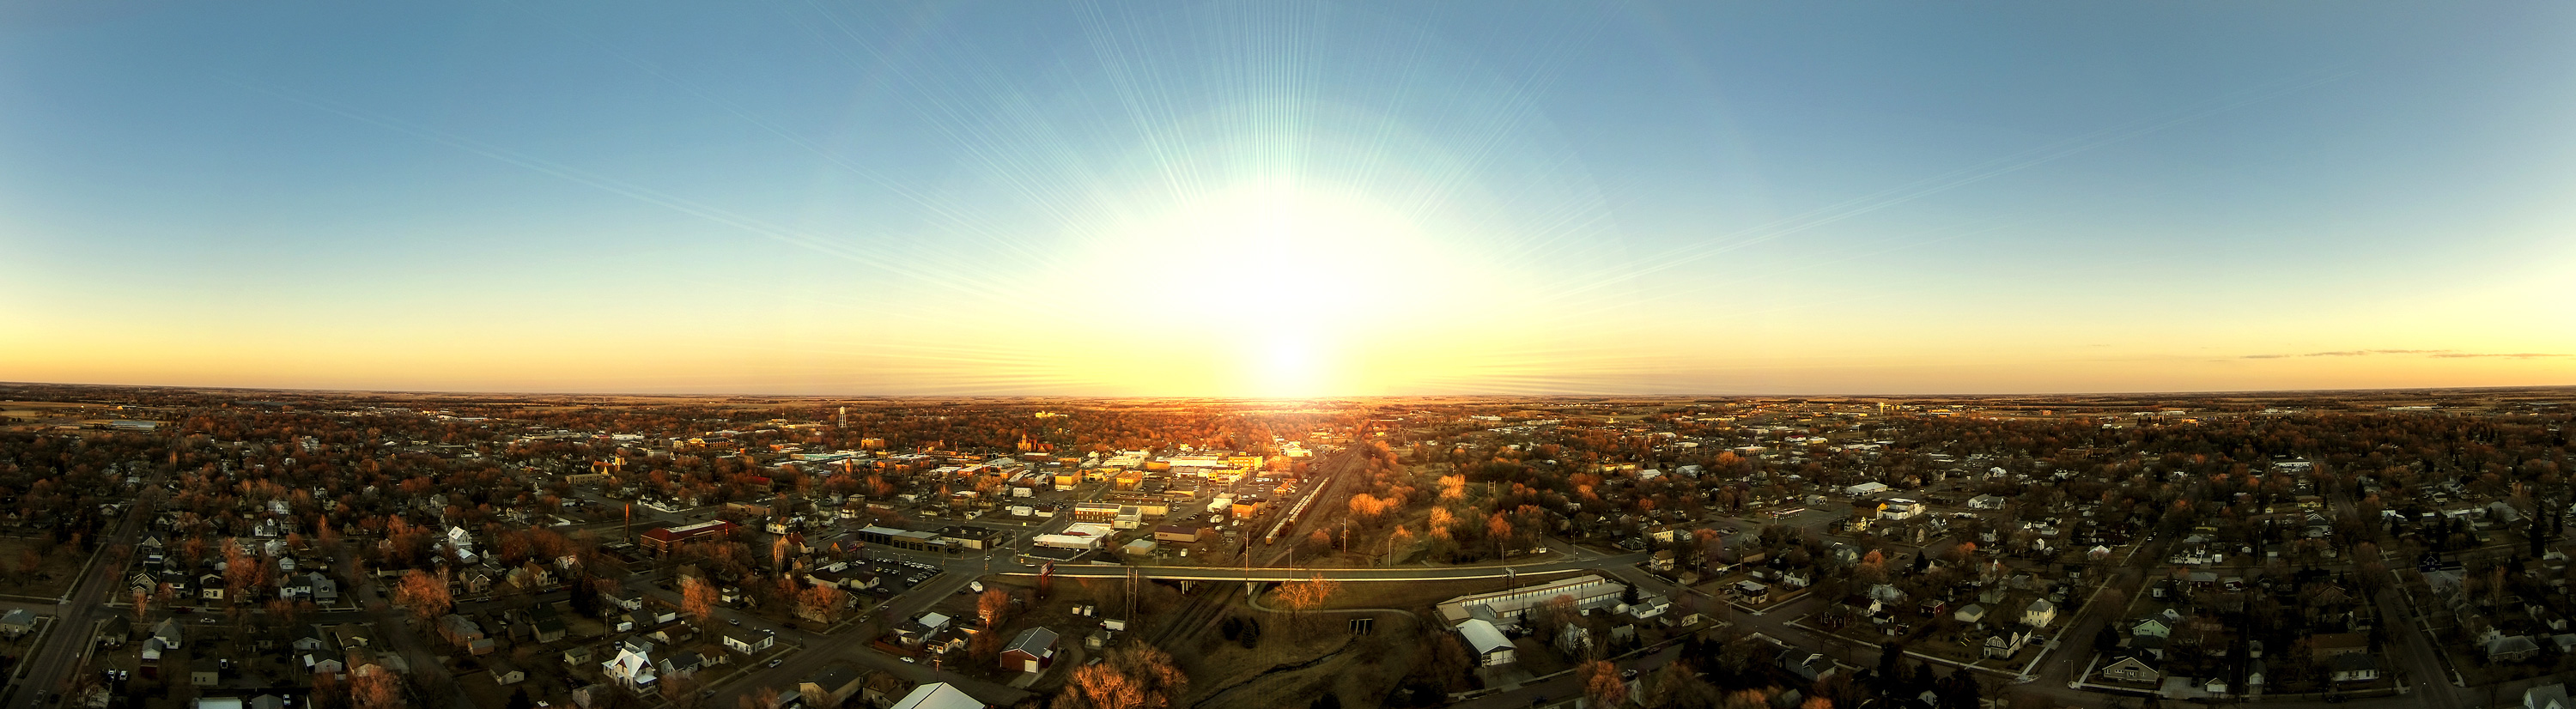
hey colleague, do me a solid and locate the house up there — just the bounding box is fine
[2132,617,2172,639]
[1000,627,1059,673]
[440,615,486,645]
[2526,683,2570,709]
[153,618,185,649]
[1984,629,2033,659]
[97,615,131,647]
[799,665,867,708]
[1558,623,1595,655]
[2330,653,2380,682]
[307,573,339,603]
[2024,598,2057,627]
[2487,634,2541,663]
[1953,604,1987,624]
[301,650,345,677]
[860,671,915,707]
[1620,592,1671,621]
[888,682,984,709]
[1735,581,1770,603]
[489,660,527,686]
[2100,656,2160,683]
[2129,634,2168,661]
[528,606,567,643]
[724,632,775,654]
[601,639,659,688]
[191,657,222,687]
[659,651,710,679]
[1455,620,1516,666]
[0,609,34,639]
[1779,649,1835,682]
[1878,499,1924,520]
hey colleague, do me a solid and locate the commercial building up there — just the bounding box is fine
[858,526,948,553]
[640,521,738,555]
[1433,574,1628,628]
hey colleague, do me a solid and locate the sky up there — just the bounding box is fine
[3,1,2572,397]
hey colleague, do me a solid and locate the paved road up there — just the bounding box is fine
[9,473,162,709]
[690,521,1074,708]
[1019,553,1654,583]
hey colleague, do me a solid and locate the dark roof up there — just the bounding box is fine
[1003,627,1059,657]
[805,665,865,689]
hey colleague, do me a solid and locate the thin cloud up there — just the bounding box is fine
[2240,348,2564,360]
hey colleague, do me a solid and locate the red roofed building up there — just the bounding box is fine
[641,520,738,555]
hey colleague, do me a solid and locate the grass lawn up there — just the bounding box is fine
[0,536,88,599]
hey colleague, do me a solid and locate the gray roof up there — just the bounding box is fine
[1004,627,1058,657]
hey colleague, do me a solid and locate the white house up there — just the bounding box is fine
[1984,629,2033,658]
[601,640,659,688]
[722,633,775,655]
[1878,499,1924,521]
[2101,656,2159,683]
[2526,683,2569,709]
[2330,654,2379,683]
[888,682,984,709]
[2133,617,2172,639]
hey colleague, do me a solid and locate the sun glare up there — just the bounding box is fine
[1075,179,1463,397]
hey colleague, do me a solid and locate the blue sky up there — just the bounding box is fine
[3,1,2571,395]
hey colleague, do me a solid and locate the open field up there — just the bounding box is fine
[0,537,84,600]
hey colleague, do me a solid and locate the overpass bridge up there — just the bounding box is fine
[999,552,1650,583]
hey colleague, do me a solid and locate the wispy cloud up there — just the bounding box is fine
[2240,349,2566,360]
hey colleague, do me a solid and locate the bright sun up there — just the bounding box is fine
[1076,179,1460,397]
